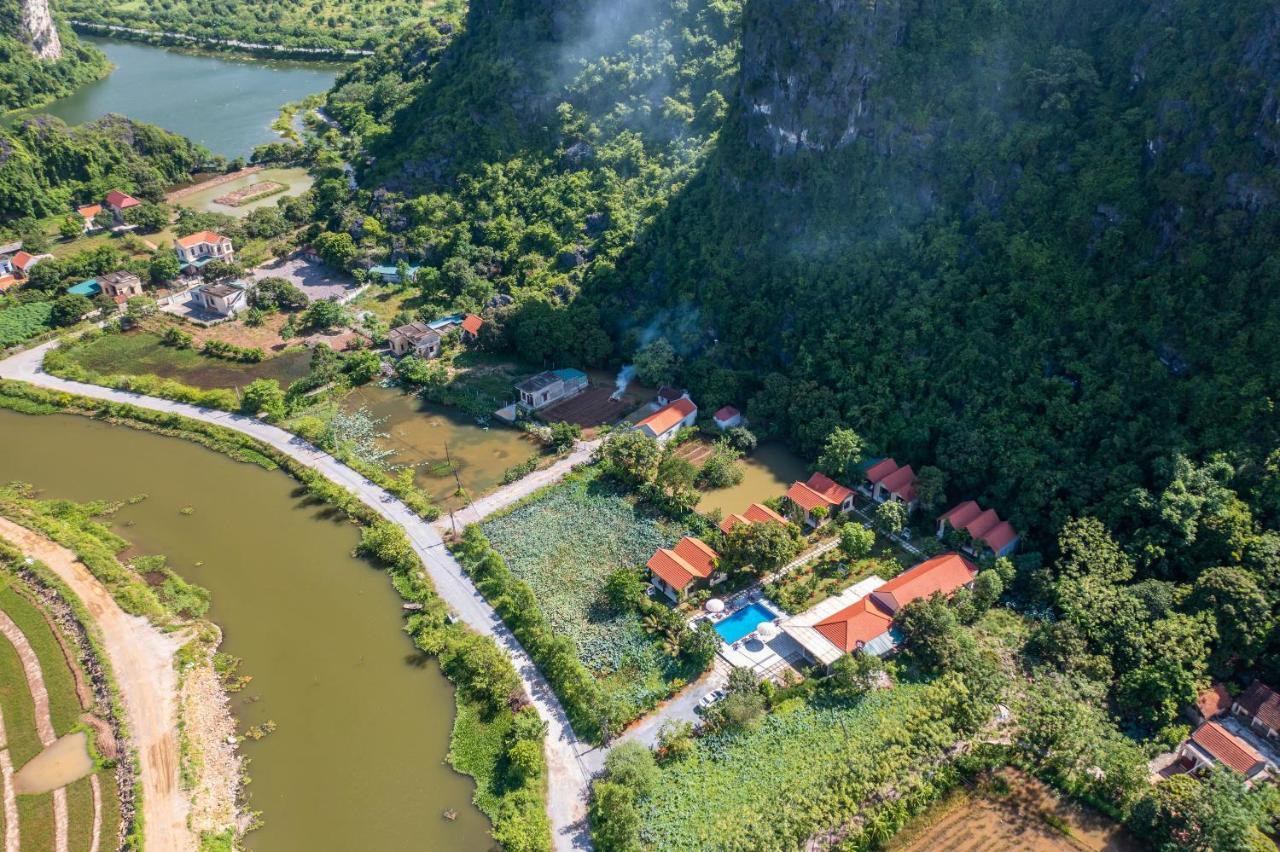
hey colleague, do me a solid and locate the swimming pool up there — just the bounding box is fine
[714,601,778,644]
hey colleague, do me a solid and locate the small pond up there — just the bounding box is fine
[13,732,94,795]
[697,441,808,516]
[344,384,541,510]
[173,167,315,217]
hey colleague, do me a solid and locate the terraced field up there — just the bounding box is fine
[0,577,121,851]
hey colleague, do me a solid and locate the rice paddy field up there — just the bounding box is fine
[481,471,696,718]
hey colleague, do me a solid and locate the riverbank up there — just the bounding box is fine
[68,21,371,60]
[0,343,592,849]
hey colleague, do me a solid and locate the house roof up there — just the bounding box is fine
[0,275,18,291]
[864,458,899,485]
[981,521,1019,553]
[646,536,718,590]
[77,204,102,219]
[814,596,894,653]
[388,321,440,343]
[878,465,917,501]
[870,552,978,614]
[11,251,39,271]
[100,270,140,288]
[720,502,786,534]
[779,576,888,666]
[806,472,853,505]
[786,481,831,513]
[516,371,562,393]
[657,386,683,401]
[1196,683,1233,721]
[1190,722,1266,775]
[105,190,139,209]
[176,230,229,249]
[1237,681,1280,731]
[939,500,1019,554]
[461,313,483,335]
[0,241,21,255]
[714,405,741,422]
[200,282,240,298]
[636,397,696,438]
[552,368,586,383]
[939,500,982,529]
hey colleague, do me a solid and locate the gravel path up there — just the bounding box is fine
[0,341,595,849]
[0,610,68,852]
[0,517,194,852]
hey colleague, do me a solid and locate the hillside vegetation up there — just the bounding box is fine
[0,0,108,109]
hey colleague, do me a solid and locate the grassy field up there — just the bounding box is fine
[66,330,312,391]
[482,472,695,719]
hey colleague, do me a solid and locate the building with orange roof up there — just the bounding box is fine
[10,251,51,277]
[713,405,743,430]
[77,204,104,233]
[634,396,697,444]
[1178,721,1273,784]
[861,458,900,494]
[937,500,1020,557]
[785,471,855,527]
[869,552,978,615]
[1233,681,1280,743]
[875,464,918,511]
[175,231,234,270]
[460,313,483,339]
[0,274,18,292]
[719,502,788,535]
[646,536,721,601]
[104,190,140,217]
[1192,683,1233,724]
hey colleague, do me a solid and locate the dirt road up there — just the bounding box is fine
[0,518,195,851]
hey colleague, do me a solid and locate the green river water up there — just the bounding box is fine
[0,409,491,850]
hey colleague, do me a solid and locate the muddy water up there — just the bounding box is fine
[344,384,540,510]
[13,732,94,794]
[696,441,808,516]
[0,410,490,850]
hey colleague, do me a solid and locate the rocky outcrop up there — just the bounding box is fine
[740,0,904,156]
[18,0,62,60]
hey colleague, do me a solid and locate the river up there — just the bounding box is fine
[0,409,490,850]
[8,36,338,159]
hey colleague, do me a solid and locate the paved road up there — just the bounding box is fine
[0,342,594,850]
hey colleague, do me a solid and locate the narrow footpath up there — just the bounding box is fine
[0,517,194,852]
[0,341,595,850]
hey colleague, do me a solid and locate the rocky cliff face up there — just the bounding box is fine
[18,0,62,60]
[740,0,904,156]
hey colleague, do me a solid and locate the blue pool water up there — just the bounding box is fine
[714,602,778,644]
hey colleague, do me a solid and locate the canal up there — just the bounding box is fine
[7,36,339,158]
[0,409,490,850]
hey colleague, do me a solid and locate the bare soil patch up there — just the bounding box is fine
[540,385,633,428]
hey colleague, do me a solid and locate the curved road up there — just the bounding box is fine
[0,341,594,850]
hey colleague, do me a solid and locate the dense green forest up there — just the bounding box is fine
[59,0,459,54]
[312,0,1280,752]
[0,114,209,220]
[0,0,107,110]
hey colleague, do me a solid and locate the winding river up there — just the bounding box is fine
[0,409,489,850]
[6,36,338,158]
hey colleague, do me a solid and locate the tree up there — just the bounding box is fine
[826,652,884,701]
[123,296,157,327]
[50,294,93,326]
[301,299,347,330]
[914,465,948,512]
[634,337,678,387]
[603,743,659,798]
[653,454,699,510]
[124,201,170,233]
[1129,768,1280,852]
[897,594,970,672]
[343,349,382,384]
[58,216,83,240]
[721,521,802,576]
[697,442,743,489]
[874,499,907,535]
[684,620,721,669]
[599,430,662,485]
[1055,516,1135,583]
[1114,614,1212,729]
[314,230,358,268]
[149,251,181,285]
[548,421,581,453]
[839,522,875,559]
[1189,566,1272,673]
[656,720,695,762]
[200,259,242,282]
[722,426,757,454]
[816,427,864,482]
[603,568,646,612]
[971,569,1004,612]
[251,276,308,311]
[590,782,641,852]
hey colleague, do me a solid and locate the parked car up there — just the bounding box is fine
[695,688,726,714]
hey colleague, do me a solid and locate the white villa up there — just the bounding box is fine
[194,280,249,316]
[175,231,235,271]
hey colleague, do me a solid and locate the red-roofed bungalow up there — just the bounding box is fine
[646,536,721,601]
[937,500,1020,557]
[719,502,788,535]
[713,405,743,430]
[785,472,855,527]
[1178,722,1273,785]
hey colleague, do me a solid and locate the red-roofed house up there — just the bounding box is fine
[656,387,686,406]
[713,406,743,430]
[937,500,1020,558]
[720,502,788,535]
[869,552,979,615]
[460,313,483,340]
[77,204,103,233]
[646,536,721,600]
[1178,722,1273,784]
[786,472,855,527]
[0,275,18,292]
[10,251,51,279]
[105,190,140,219]
[1192,683,1233,724]
[861,458,900,496]
[875,464,918,512]
[1233,681,1280,743]
[634,397,697,444]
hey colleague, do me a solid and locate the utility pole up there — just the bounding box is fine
[445,441,459,540]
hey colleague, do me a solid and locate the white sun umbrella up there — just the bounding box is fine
[756,621,780,641]
[705,598,725,614]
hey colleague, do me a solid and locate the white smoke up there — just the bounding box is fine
[612,363,636,400]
